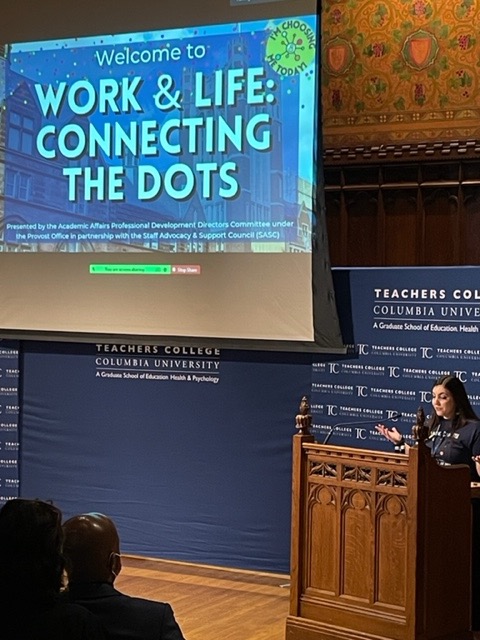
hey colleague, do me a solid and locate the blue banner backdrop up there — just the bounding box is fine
[312,267,480,449]
[19,343,312,572]
[17,267,480,572]
[0,340,19,503]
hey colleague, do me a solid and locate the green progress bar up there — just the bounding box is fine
[90,264,172,275]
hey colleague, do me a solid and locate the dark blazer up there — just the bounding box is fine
[2,600,108,640]
[64,582,186,640]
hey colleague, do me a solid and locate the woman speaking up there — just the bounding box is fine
[376,374,480,634]
[376,374,480,478]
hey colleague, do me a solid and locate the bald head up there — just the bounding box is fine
[63,513,121,584]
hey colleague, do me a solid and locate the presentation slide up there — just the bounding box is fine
[0,0,343,351]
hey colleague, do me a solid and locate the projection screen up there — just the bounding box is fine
[0,0,344,352]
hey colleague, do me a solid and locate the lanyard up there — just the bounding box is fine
[430,429,451,457]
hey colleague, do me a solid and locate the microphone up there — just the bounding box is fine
[322,412,402,445]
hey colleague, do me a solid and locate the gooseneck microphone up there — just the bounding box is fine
[322,412,402,445]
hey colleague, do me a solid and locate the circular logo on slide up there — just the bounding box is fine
[265,19,316,76]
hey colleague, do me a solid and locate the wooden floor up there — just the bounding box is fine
[115,555,290,640]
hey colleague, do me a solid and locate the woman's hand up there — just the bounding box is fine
[472,455,480,478]
[376,424,404,445]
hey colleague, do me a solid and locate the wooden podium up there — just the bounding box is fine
[286,430,473,640]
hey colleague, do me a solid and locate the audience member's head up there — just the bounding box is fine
[63,513,122,584]
[0,498,64,605]
[62,513,185,640]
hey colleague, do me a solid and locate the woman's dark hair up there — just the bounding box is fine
[429,374,479,431]
[0,499,65,605]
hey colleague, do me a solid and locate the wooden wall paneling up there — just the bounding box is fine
[324,190,343,265]
[416,185,426,267]
[382,189,419,266]
[457,177,466,265]
[345,189,379,265]
[323,159,480,267]
[381,163,422,266]
[377,187,386,265]
[463,185,480,264]
[461,160,480,184]
[461,161,480,264]
[324,166,346,265]
[421,162,459,185]
[421,162,461,265]
[422,187,459,265]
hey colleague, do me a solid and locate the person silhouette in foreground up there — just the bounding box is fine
[62,512,186,640]
[0,499,107,640]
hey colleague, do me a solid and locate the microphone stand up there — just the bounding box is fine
[323,413,402,445]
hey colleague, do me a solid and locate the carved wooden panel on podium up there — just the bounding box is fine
[286,436,472,640]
